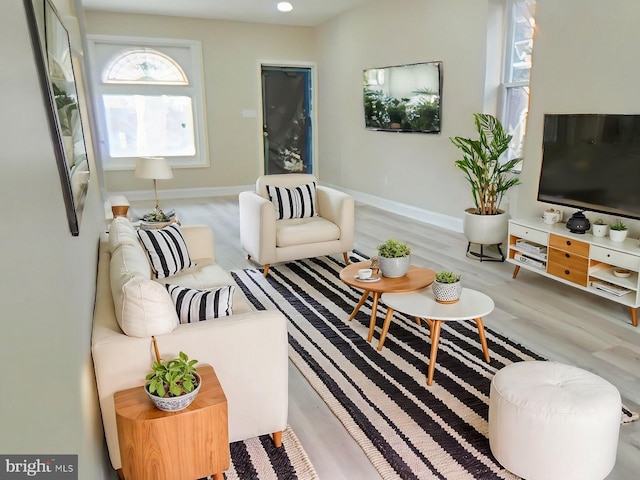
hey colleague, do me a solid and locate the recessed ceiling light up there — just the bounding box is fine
[277,2,293,13]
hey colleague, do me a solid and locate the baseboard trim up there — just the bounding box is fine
[110,183,463,233]
[322,183,463,234]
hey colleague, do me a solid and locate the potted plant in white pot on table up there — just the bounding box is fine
[450,114,522,258]
[377,239,411,278]
[432,270,462,304]
[609,219,628,242]
[145,351,201,412]
[592,218,608,237]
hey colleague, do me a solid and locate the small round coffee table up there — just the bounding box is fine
[340,261,435,346]
[382,288,494,386]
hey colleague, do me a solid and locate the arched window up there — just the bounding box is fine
[104,49,188,85]
[88,36,207,169]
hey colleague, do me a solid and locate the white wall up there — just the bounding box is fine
[84,11,316,194]
[517,0,640,236]
[316,0,491,218]
[0,1,111,477]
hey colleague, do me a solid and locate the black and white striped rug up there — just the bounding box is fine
[203,426,317,480]
[232,254,636,480]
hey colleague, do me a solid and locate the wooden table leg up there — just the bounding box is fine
[630,307,638,327]
[213,473,224,480]
[367,292,381,342]
[427,320,441,386]
[377,307,395,351]
[348,290,370,321]
[474,317,491,362]
[512,265,520,279]
[415,316,422,326]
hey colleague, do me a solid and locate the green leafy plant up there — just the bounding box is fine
[435,270,461,283]
[377,239,411,258]
[593,218,606,225]
[142,210,171,222]
[610,219,628,231]
[53,83,78,136]
[450,113,522,215]
[146,351,199,398]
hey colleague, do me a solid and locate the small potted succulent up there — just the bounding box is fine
[609,219,628,242]
[376,239,411,278]
[432,270,462,304]
[145,351,201,412]
[591,218,608,238]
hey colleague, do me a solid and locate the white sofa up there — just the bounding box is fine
[92,217,289,471]
[239,174,354,276]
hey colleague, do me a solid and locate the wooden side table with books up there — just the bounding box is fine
[114,365,230,480]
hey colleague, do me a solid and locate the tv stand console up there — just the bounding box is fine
[508,218,639,327]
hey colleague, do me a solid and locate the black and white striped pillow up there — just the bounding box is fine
[266,182,317,220]
[138,224,195,278]
[166,285,234,324]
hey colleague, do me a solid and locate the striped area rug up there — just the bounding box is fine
[203,426,318,480]
[232,254,636,480]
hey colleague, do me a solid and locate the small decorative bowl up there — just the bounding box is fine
[145,372,201,412]
[613,268,631,278]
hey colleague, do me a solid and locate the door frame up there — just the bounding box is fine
[257,60,318,176]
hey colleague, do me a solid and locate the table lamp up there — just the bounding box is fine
[135,156,173,217]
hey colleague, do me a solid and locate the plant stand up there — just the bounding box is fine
[466,242,505,262]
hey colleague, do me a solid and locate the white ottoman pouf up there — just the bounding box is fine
[489,361,621,480]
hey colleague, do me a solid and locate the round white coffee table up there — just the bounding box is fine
[382,288,494,385]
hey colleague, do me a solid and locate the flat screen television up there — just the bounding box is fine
[538,113,640,220]
[363,61,442,133]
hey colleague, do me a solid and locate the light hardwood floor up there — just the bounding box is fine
[130,196,640,479]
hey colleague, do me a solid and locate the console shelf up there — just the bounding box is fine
[508,218,639,327]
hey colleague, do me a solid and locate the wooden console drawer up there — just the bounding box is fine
[548,248,589,286]
[590,245,640,271]
[549,234,590,256]
[510,224,548,245]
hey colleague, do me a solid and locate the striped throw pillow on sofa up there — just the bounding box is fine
[266,182,317,220]
[166,285,234,324]
[138,224,195,278]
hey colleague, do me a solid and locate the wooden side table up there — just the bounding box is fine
[340,261,435,344]
[114,365,230,480]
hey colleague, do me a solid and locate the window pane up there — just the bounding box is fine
[504,86,529,162]
[507,1,536,83]
[103,95,196,157]
[105,49,188,85]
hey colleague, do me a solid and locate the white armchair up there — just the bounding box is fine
[239,174,354,276]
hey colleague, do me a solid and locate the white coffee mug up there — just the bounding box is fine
[358,268,373,279]
[543,209,562,224]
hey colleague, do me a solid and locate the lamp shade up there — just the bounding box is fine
[134,157,173,180]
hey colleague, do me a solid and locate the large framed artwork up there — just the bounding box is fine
[24,0,90,236]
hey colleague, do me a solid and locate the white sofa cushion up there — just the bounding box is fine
[275,216,341,247]
[138,224,195,278]
[110,242,178,337]
[167,285,235,323]
[266,182,317,220]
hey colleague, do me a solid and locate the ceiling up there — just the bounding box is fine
[80,0,377,27]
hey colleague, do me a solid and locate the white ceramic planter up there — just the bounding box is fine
[379,255,411,278]
[432,280,463,304]
[145,372,201,412]
[592,224,608,237]
[463,209,508,245]
[609,229,628,243]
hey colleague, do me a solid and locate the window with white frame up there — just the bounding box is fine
[87,36,207,170]
[501,0,536,168]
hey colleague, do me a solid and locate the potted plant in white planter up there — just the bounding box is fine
[145,351,201,412]
[450,114,522,250]
[377,239,411,278]
[592,218,608,237]
[609,219,628,242]
[432,271,462,304]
